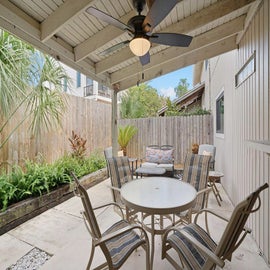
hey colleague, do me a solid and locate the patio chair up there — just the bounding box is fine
[71,172,151,270]
[174,153,211,231]
[107,156,140,221]
[104,147,113,177]
[198,144,216,170]
[162,183,269,270]
[140,145,175,177]
[107,156,133,206]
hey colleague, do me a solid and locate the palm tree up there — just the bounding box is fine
[0,30,32,116]
[118,125,138,156]
[26,53,69,136]
[0,31,70,149]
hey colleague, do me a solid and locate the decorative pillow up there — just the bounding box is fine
[145,147,174,164]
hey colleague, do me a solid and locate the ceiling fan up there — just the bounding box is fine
[86,0,193,65]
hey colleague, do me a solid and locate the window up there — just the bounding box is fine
[76,71,81,88]
[216,92,224,134]
[235,51,256,87]
[86,77,93,86]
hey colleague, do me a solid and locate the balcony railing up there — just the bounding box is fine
[83,85,111,98]
[83,84,93,97]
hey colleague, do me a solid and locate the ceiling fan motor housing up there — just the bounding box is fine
[128,15,148,38]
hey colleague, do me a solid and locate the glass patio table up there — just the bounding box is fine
[121,177,197,269]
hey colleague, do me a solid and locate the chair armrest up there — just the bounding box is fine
[93,202,124,218]
[196,186,212,196]
[193,209,252,233]
[106,183,121,192]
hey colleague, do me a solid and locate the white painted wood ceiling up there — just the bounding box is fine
[0,0,259,90]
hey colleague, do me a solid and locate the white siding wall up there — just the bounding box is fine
[202,0,270,264]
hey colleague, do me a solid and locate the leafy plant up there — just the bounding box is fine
[118,125,138,156]
[68,130,87,159]
[0,152,106,211]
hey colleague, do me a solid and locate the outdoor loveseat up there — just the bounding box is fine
[140,145,174,177]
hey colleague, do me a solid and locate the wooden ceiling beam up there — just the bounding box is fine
[0,1,109,84]
[111,15,245,85]
[95,0,255,74]
[41,0,96,42]
[116,35,237,90]
[74,10,136,62]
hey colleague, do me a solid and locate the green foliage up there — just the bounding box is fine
[0,31,70,150]
[0,30,32,116]
[118,125,138,153]
[178,106,211,116]
[174,78,189,98]
[0,152,106,211]
[120,83,165,118]
[164,98,180,116]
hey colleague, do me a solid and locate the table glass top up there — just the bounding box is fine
[121,177,196,213]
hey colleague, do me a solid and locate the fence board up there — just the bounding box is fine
[119,115,213,164]
[1,95,212,171]
[0,94,112,170]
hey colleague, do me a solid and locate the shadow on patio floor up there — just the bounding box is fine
[0,178,269,270]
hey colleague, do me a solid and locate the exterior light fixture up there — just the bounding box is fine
[129,37,151,56]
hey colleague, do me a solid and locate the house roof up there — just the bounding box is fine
[0,0,260,91]
[158,82,205,115]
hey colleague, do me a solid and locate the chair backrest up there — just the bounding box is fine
[212,183,269,266]
[160,144,174,150]
[104,146,113,159]
[198,144,216,170]
[147,144,160,149]
[182,153,211,211]
[104,147,113,177]
[107,156,132,204]
[71,172,102,239]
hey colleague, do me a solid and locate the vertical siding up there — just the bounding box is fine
[237,0,269,263]
[210,0,269,264]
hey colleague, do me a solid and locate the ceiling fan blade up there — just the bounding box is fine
[150,33,193,47]
[86,7,133,32]
[143,0,178,33]
[100,40,129,56]
[139,52,150,66]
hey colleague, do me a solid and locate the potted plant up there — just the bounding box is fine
[118,125,138,156]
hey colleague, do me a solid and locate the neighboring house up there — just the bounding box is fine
[196,1,269,264]
[158,83,205,116]
[61,63,113,104]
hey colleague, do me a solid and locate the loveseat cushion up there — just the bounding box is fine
[157,163,174,171]
[145,147,174,164]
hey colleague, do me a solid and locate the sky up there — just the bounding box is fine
[148,65,193,100]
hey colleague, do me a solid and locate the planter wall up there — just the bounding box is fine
[0,168,107,235]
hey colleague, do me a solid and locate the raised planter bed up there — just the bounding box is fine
[0,168,107,235]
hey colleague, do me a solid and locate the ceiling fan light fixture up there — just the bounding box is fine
[129,37,150,56]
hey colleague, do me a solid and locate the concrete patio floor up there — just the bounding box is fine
[1,178,269,270]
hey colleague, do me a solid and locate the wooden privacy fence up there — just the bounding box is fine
[0,93,213,170]
[0,94,112,169]
[119,115,213,165]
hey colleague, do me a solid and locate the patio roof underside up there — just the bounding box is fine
[0,0,260,91]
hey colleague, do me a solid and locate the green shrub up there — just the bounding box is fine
[0,152,106,211]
